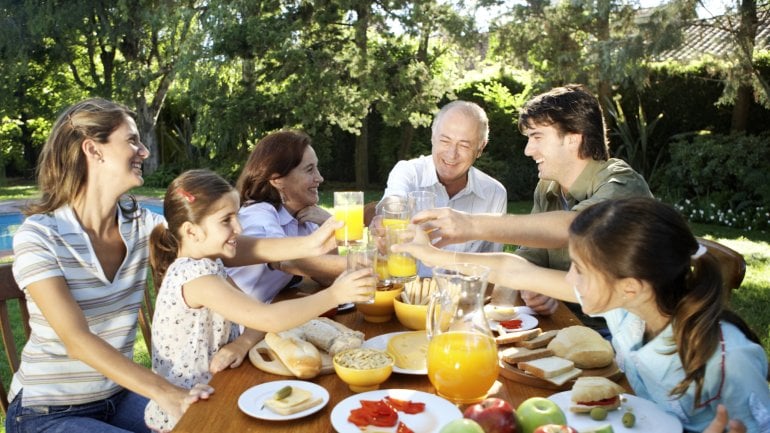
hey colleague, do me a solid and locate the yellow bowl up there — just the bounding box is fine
[333,348,394,392]
[393,298,428,330]
[356,285,404,323]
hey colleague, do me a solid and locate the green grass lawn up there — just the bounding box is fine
[0,189,768,430]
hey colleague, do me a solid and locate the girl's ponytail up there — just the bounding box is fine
[149,223,179,289]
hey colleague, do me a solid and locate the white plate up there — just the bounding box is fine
[548,391,683,432]
[489,313,538,332]
[362,332,427,375]
[237,380,330,421]
[330,389,462,433]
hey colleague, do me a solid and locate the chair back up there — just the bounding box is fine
[0,263,30,415]
[137,282,154,354]
[697,237,746,292]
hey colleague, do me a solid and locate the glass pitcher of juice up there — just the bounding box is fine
[427,264,498,405]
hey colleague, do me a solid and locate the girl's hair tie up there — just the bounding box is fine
[176,188,195,203]
[691,244,707,260]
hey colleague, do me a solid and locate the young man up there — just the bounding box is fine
[413,85,652,317]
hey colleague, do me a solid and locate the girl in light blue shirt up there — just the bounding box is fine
[395,197,769,432]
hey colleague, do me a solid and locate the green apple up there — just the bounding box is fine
[516,397,567,433]
[439,418,486,433]
[580,424,614,433]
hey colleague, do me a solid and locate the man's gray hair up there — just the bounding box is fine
[431,100,489,146]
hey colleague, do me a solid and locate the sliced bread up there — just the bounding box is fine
[516,330,559,349]
[501,346,554,364]
[518,356,576,379]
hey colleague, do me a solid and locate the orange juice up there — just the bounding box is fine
[375,256,390,280]
[387,254,417,278]
[382,218,408,228]
[427,331,498,404]
[334,204,364,244]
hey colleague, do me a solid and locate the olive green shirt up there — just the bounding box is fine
[515,158,652,270]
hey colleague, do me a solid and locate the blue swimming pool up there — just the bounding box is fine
[0,202,164,253]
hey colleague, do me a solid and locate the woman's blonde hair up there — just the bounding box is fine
[25,98,138,216]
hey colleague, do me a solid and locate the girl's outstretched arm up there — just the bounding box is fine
[184,269,375,333]
[209,328,264,374]
[392,226,577,302]
[225,218,343,267]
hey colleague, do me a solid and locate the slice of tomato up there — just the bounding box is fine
[383,396,426,414]
[396,421,415,433]
[576,396,620,407]
[500,319,523,329]
[348,399,399,428]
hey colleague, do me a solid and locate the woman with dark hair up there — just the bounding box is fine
[395,197,769,432]
[228,130,345,302]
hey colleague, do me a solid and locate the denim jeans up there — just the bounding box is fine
[6,389,151,433]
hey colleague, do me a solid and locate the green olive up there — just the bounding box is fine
[273,385,293,400]
[622,411,636,427]
[590,406,608,421]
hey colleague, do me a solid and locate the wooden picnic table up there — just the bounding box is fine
[171,287,631,433]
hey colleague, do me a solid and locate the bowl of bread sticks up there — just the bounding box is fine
[393,277,437,330]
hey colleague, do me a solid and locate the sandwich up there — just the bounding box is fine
[263,385,323,416]
[569,376,626,413]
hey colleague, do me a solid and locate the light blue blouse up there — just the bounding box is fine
[603,309,770,432]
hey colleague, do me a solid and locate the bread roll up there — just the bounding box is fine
[298,317,365,356]
[264,331,322,379]
[547,326,614,369]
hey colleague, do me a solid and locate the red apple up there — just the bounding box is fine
[463,397,518,433]
[515,397,567,433]
[533,425,578,433]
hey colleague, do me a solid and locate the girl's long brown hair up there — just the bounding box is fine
[569,197,759,406]
[149,169,235,287]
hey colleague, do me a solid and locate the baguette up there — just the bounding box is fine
[264,331,322,379]
[518,356,575,379]
[517,330,558,349]
[501,346,553,364]
[495,327,541,345]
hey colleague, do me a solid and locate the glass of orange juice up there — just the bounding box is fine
[385,225,417,282]
[334,191,364,246]
[381,198,409,228]
[346,244,377,303]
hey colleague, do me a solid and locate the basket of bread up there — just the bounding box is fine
[497,325,622,390]
[393,278,437,330]
[248,317,365,379]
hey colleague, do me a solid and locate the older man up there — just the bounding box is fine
[414,85,652,318]
[382,100,507,255]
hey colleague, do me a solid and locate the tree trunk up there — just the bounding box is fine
[356,115,369,189]
[136,101,159,175]
[731,0,758,132]
[353,3,370,188]
[398,123,415,161]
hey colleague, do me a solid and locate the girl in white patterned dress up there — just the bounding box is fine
[145,169,374,431]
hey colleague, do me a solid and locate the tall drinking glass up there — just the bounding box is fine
[334,191,364,246]
[380,197,409,229]
[385,225,417,282]
[407,190,436,217]
[346,244,377,304]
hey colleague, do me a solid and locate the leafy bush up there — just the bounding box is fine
[657,131,770,229]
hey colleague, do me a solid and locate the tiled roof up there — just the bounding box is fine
[656,6,770,61]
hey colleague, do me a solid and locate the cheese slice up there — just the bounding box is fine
[387,331,429,371]
[264,386,322,415]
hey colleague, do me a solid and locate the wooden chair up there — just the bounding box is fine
[697,237,747,292]
[0,262,30,415]
[137,282,155,354]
